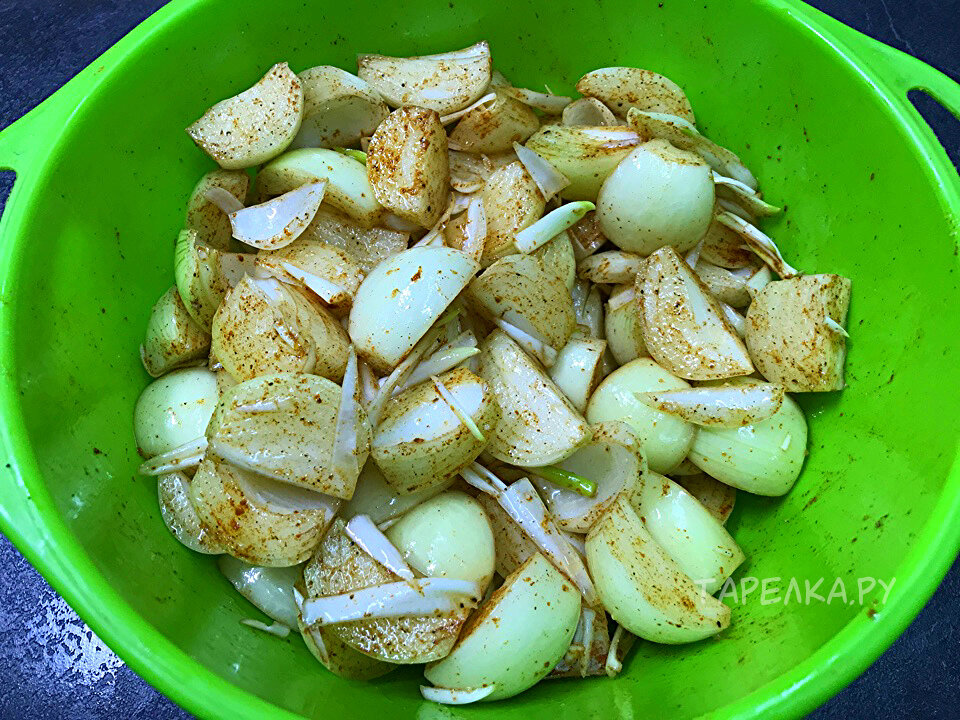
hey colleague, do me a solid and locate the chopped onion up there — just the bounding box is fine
[716,211,799,278]
[459,195,487,262]
[577,250,644,284]
[229,181,327,250]
[298,578,482,626]
[513,142,570,201]
[636,382,785,428]
[331,346,362,483]
[420,684,496,705]
[514,201,595,254]
[604,624,636,677]
[492,316,557,367]
[345,514,415,580]
[440,92,497,125]
[501,86,572,114]
[240,619,291,637]
[719,301,746,337]
[745,263,773,297]
[685,238,706,269]
[824,316,850,337]
[431,375,486,442]
[399,330,479,391]
[138,436,208,475]
[204,186,244,214]
[358,360,379,410]
[279,261,350,305]
[607,285,635,311]
[460,463,508,496]
[713,171,781,217]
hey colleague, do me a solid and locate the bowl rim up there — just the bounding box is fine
[0,1,958,718]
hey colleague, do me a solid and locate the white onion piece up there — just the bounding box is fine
[158,472,224,554]
[400,331,478,391]
[577,251,644,284]
[562,97,618,127]
[720,301,747,337]
[138,436,208,476]
[420,684,496,705]
[359,361,378,410]
[716,211,799,278]
[229,181,326,250]
[499,478,598,606]
[331,347,362,483]
[432,375,486,442]
[607,285,635,311]
[134,367,219,457]
[240,619,291,637]
[604,624,636,677]
[685,238,705,269]
[279,261,349,305]
[717,197,753,221]
[514,201,595,254]
[713,172,780,217]
[346,514,415,580]
[513,142,570,201]
[745,264,773,297]
[548,333,606,413]
[204,186,244,214]
[218,556,302,627]
[439,92,497,125]
[459,195,487,262]
[501,86,571,114]
[299,578,482,626]
[460,464,507,496]
[492,316,557,367]
[234,471,341,516]
[824,316,850,338]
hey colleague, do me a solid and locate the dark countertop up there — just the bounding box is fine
[0,1,958,718]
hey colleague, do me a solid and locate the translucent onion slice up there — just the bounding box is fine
[685,238,705,270]
[420,685,496,705]
[138,436,208,476]
[562,97,617,127]
[716,211,799,278]
[204,186,244,214]
[458,195,487,263]
[719,301,747,337]
[158,472,224,554]
[577,250,644,284]
[439,92,497,125]
[331,347,363,483]
[501,86,572,114]
[432,375,486,442]
[240,619,291,637]
[513,142,570,201]
[298,578,482,626]
[399,330,478,392]
[218,555,302,627]
[712,172,781,217]
[345,514,415,580]
[604,624,636,677]
[279,261,350,305]
[547,332,607,414]
[745,264,773,297]
[607,285,635,311]
[492,316,558,367]
[514,201,595,254]
[717,197,754,221]
[229,181,327,250]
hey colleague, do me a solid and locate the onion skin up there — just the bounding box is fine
[586,495,730,643]
[187,62,303,170]
[424,553,581,701]
[449,91,539,153]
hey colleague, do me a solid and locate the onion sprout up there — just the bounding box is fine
[334,147,368,165]
[716,211,800,278]
[431,375,486,442]
[530,466,596,498]
[240,619,291,638]
[514,201,595,254]
[138,436,208,475]
[419,685,496,705]
[345,514,415,580]
[298,578,482,626]
[513,142,570,201]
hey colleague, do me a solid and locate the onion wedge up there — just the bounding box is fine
[513,142,570,202]
[229,181,326,250]
[577,250,645,285]
[716,211,800,278]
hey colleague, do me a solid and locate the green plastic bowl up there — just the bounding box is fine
[1,0,958,717]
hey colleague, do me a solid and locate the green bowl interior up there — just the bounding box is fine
[4,0,960,717]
